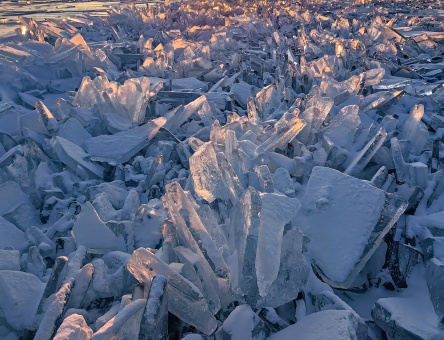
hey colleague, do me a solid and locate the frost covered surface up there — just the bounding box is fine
[1,0,444,339]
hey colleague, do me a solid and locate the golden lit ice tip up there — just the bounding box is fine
[20,26,27,35]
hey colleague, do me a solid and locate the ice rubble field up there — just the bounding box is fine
[1,0,444,339]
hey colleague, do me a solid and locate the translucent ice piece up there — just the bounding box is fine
[254,112,306,155]
[257,228,309,308]
[255,193,301,297]
[299,95,334,145]
[256,82,281,118]
[220,305,267,340]
[126,248,217,335]
[189,142,243,205]
[344,127,387,177]
[92,299,145,339]
[163,96,207,133]
[174,246,221,315]
[400,104,424,142]
[57,118,92,146]
[321,105,360,148]
[163,182,228,281]
[372,295,442,339]
[84,117,166,165]
[296,167,407,288]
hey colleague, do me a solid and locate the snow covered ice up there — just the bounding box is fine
[1,0,444,339]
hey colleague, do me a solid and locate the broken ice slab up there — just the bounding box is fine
[426,259,444,323]
[0,216,26,250]
[189,142,243,205]
[320,105,360,149]
[34,283,72,339]
[53,314,93,340]
[126,248,218,335]
[255,83,282,119]
[0,271,45,331]
[57,118,92,146]
[311,291,368,339]
[257,228,309,308]
[372,294,443,339]
[296,166,407,289]
[51,136,104,179]
[72,202,126,251]
[84,117,166,165]
[139,275,168,340]
[269,310,363,340]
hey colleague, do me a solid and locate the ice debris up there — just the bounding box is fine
[1,0,444,339]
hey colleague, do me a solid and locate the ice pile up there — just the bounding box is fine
[1,0,444,339]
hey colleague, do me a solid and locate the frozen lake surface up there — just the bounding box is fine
[0,1,152,36]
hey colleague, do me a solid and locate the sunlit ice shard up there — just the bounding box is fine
[296,166,407,289]
[190,142,244,205]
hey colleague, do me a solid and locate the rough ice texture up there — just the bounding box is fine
[0,270,45,330]
[53,314,93,340]
[84,117,166,165]
[269,310,361,340]
[296,166,407,287]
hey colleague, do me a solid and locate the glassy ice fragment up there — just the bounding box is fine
[189,142,243,205]
[126,248,217,335]
[173,246,221,315]
[254,113,305,155]
[256,193,301,297]
[296,166,407,288]
[257,228,309,308]
[92,299,146,339]
[344,127,387,177]
[163,181,227,281]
